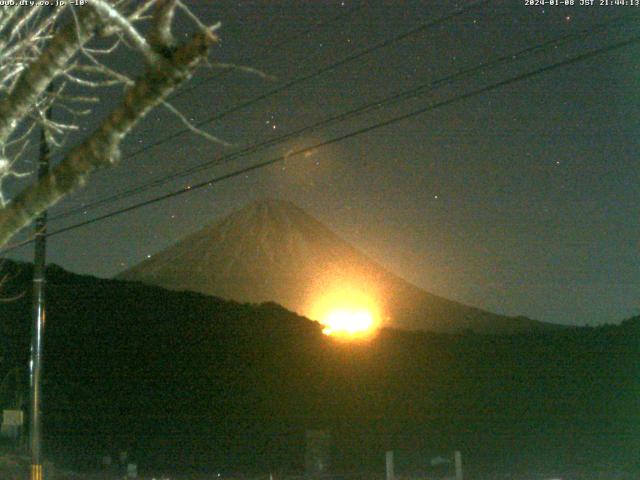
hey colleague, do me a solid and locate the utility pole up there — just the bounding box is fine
[30,92,52,480]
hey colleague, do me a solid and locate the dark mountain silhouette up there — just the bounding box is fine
[0,260,637,478]
[118,199,556,334]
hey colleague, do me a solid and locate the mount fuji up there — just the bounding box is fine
[118,198,556,334]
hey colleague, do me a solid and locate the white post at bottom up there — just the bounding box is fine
[454,450,463,480]
[385,450,394,480]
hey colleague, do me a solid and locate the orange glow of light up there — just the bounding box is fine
[321,308,374,337]
[306,283,381,339]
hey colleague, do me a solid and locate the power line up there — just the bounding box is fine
[4,33,635,252]
[156,1,491,138]
[13,2,366,164]
[51,1,489,168]
[49,12,637,222]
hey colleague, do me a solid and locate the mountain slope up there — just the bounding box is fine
[118,199,555,334]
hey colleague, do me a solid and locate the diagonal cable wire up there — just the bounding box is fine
[6,2,366,170]
[2,33,633,252]
[46,1,490,171]
[48,12,638,222]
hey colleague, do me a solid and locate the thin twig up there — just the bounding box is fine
[161,100,232,147]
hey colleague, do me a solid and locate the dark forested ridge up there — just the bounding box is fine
[0,260,638,476]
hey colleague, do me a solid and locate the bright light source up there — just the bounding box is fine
[305,280,382,339]
[322,308,374,336]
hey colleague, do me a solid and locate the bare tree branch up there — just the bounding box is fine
[90,0,162,66]
[149,0,177,50]
[161,100,231,147]
[0,1,228,249]
[0,30,214,247]
[0,7,99,146]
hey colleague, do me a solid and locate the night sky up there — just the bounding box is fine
[4,1,639,326]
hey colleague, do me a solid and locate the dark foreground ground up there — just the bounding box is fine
[1,451,639,480]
